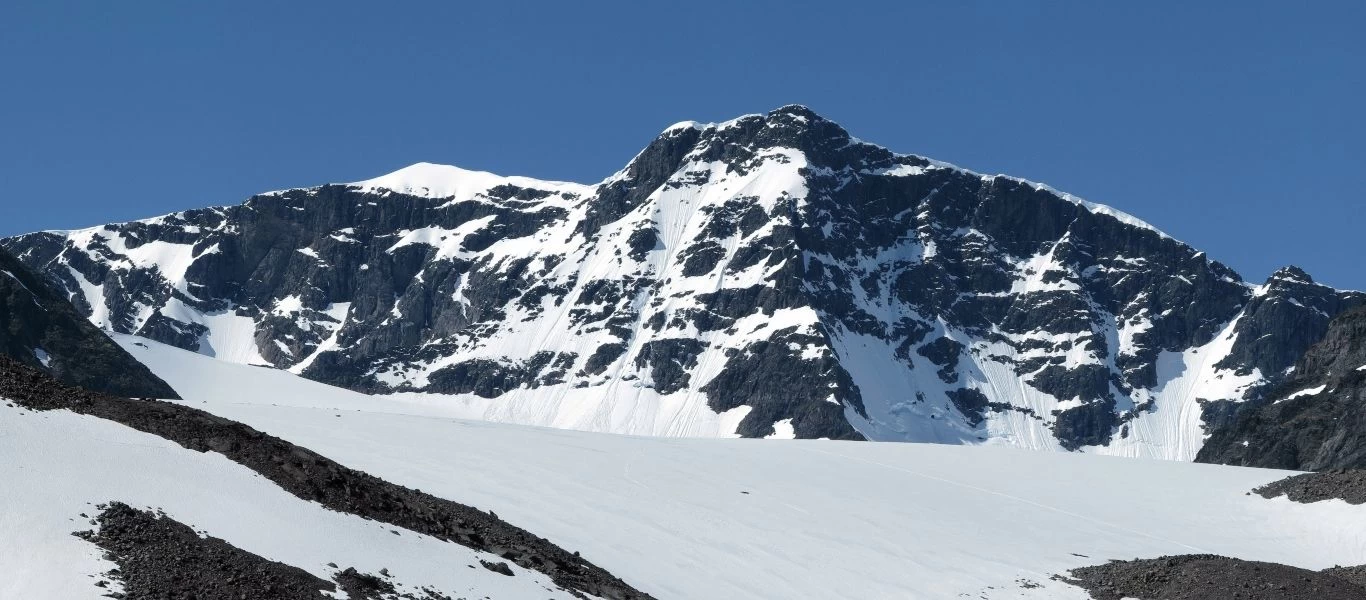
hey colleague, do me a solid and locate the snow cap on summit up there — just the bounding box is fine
[767,103,825,121]
[349,161,591,200]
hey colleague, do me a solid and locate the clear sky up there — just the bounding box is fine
[2,1,1362,288]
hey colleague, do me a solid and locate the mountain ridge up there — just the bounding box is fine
[5,105,1358,456]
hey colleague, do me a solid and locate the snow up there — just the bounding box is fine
[383,218,496,261]
[33,348,51,367]
[66,266,111,328]
[350,162,592,202]
[106,333,1366,600]
[157,298,270,365]
[270,294,306,316]
[1098,315,1262,461]
[287,303,351,374]
[1280,384,1328,403]
[329,229,359,244]
[0,401,594,600]
[662,120,702,133]
[68,229,203,289]
[123,328,747,438]
[764,418,795,439]
[1008,241,1083,294]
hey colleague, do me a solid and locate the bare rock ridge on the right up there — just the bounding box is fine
[4,105,1361,458]
[1198,305,1366,470]
[1065,554,1366,600]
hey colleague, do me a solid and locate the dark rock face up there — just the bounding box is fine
[634,338,705,394]
[945,388,990,427]
[1064,554,1366,600]
[0,247,177,398]
[1052,399,1119,451]
[1216,267,1362,377]
[917,337,964,383]
[701,327,865,440]
[4,105,1359,451]
[1197,306,1366,470]
[0,357,654,600]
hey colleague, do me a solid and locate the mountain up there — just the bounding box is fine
[4,105,1359,457]
[1197,304,1366,470]
[0,246,177,398]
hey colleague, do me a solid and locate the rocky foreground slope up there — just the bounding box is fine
[0,355,651,600]
[5,105,1359,457]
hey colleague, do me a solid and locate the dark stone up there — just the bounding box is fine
[1052,398,1118,451]
[946,388,990,427]
[484,183,554,202]
[1029,364,1112,403]
[1216,267,1365,378]
[634,339,706,394]
[583,342,627,376]
[333,567,398,600]
[1064,554,1366,600]
[1254,470,1366,505]
[679,242,727,277]
[701,327,865,440]
[426,355,554,397]
[917,337,964,383]
[480,560,515,577]
[626,227,659,261]
[74,501,338,600]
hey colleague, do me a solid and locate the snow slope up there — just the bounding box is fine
[0,377,597,599]
[118,334,1366,599]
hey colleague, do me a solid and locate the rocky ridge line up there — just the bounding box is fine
[1065,554,1366,599]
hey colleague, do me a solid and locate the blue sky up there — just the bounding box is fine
[2,1,1362,288]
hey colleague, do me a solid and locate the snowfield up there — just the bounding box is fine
[99,334,1366,599]
[0,400,594,600]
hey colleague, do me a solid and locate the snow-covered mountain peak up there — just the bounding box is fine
[349,161,593,201]
[645,105,851,153]
[644,105,1168,240]
[6,106,1362,457]
[661,120,703,134]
